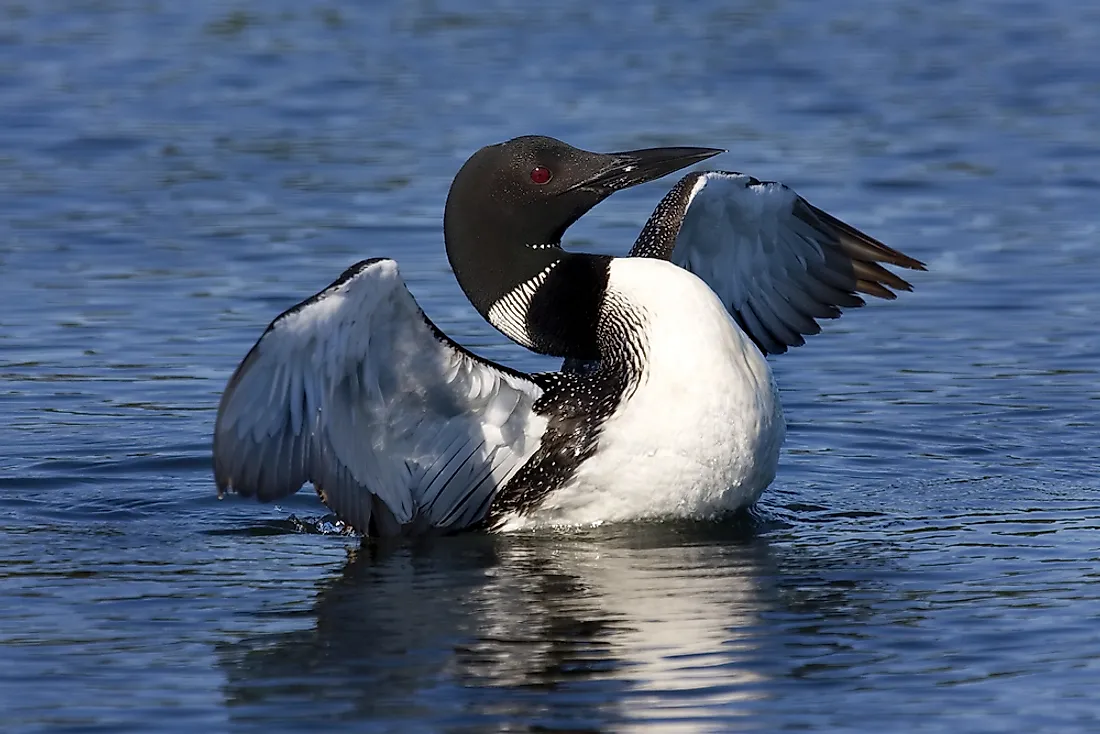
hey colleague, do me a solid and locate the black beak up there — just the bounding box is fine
[581,146,725,191]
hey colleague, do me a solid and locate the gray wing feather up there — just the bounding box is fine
[630,172,926,355]
[213,259,547,535]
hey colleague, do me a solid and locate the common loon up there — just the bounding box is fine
[213,135,924,536]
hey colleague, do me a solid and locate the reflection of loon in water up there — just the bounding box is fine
[216,522,788,727]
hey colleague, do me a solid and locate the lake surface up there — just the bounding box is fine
[2,1,1099,731]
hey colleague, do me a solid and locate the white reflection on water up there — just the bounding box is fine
[468,534,768,725]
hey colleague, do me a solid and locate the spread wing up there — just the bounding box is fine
[630,171,926,355]
[213,258,547,536]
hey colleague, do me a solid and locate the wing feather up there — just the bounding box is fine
[630,172,925,355]
[213,258,547,535]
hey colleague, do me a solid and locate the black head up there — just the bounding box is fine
[443,135,722,358]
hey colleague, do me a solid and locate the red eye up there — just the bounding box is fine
[530,166,552,184]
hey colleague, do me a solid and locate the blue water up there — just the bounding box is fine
[2,1,1099,731]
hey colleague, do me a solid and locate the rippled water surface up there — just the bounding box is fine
[2,1,1100,731]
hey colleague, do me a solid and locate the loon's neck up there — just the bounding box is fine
[444,216,610,360]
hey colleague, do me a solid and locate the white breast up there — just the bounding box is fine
[504,257,785,529]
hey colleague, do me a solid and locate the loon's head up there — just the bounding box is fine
[443,135,722,358]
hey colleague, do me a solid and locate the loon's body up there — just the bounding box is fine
[213,136,923,536]
[495,257,783,531]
